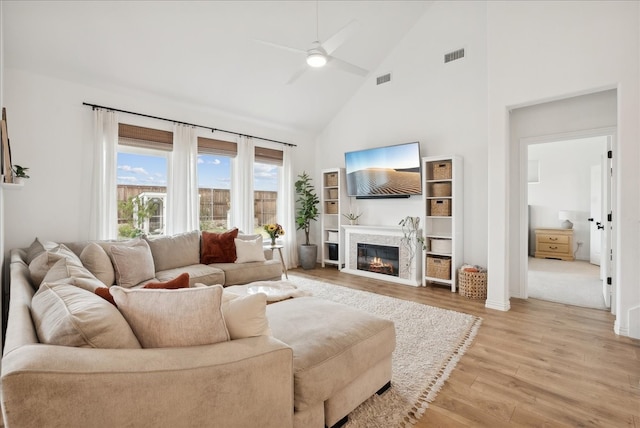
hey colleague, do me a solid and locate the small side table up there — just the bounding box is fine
[264,244,288,279]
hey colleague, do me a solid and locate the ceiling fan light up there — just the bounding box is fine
[307,52,327,67]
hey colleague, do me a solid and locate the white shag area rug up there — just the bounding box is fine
[287,274,482,428]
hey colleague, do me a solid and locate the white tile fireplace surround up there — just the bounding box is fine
[342,225,422,286]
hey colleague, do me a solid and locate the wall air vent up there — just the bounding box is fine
[444,48,465,63]
[376,73,391,85]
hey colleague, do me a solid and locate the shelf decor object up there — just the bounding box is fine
[422,155,463,292]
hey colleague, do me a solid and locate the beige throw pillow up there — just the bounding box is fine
[31,281,141,349]
[28,244,82,287]
[109,239,156,288]
[42,257,105,293]
[222,291,271,339]
[110,285,230,348]
[80,242,115,287]
[144,231,200,272]
[25,237,58,265]
[234,237,266,264]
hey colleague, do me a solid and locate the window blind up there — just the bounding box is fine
[197,137,237,157]
[118,123,173,151]
[255,146,283,166]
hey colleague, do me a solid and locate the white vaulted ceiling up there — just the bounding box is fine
[3,1,430,134]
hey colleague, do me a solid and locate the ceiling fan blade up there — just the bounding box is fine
[327,56,369,77]
[321,20,358,56]
[286,67,309,85]
[254,39,306,55]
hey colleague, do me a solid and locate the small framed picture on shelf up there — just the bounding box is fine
[1,108,14,183]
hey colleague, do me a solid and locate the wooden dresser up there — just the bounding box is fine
[534,228,574,261]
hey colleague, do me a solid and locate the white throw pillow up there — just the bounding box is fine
[80,242,115,287]
[234,237,266,264]
[110,285,230,348]
[221,291,271,339]
[31,281,141,349]
[109,239,156,288]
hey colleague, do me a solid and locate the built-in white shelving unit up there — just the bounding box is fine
[320,168,348,269]
[422,156,463,291]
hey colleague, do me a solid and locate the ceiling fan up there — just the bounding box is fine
[257,2,369,84]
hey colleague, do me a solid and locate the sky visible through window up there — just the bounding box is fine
[117,153,278,191]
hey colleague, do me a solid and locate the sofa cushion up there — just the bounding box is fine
[109,239,156,288]
[155,264,224,287]
[31,281,141,348]
[29,244,82,287]
[234,236,266,264]
[201,228,238,264]
[215,259,282,286]
[110,285,230,348]
[80,242,115,287]
[144,272,190,289]
[144,231,200,272]
[266,297,396,410]
[222,290,271,339]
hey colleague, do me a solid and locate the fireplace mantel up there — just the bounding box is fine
[342,225,422,286]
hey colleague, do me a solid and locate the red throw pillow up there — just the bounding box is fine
[143,272,190,289]
[201,228,239,264]
[95,287,117,306]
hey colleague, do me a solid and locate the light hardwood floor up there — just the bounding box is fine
[289,266,640,427]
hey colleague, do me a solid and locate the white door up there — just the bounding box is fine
[589,151,612,309]
[589,164,601,266]
[602,142,613,310]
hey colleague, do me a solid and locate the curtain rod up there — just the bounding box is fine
[82,102,297,147]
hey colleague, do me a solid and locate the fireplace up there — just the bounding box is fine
[357,243,399,277]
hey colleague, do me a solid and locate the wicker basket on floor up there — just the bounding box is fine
[458,269,487,299]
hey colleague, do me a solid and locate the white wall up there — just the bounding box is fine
[317,1,489,269]
[487,1,640,337]
[527,137,607,260]
[3,69,316,252]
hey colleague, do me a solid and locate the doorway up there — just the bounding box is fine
[525,135,611,310]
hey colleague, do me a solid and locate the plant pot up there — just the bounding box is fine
[298,244,317,270]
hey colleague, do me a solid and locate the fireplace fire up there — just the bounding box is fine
[357,243,399,277]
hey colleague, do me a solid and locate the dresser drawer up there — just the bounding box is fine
[538,242,569,254]
[538,234,569,245]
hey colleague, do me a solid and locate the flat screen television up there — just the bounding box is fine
[344,142,422,198]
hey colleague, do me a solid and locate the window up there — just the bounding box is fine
[197,137,237,232]
[116,124,170,239]
[254,146,283,237]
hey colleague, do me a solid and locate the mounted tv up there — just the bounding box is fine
[344,142,422,199]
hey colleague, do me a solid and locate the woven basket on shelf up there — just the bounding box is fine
[432,161,452,180]
[426,256,451,280]
[458,270,487,299]
[325,173,338,187]
[432,182,452,197]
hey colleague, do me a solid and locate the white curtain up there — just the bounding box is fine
[89,108,118,240]
[278,144,297,268]
[230,136,254,233]
[166,124,198,235]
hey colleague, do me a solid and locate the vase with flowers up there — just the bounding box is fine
[264,223,285,246]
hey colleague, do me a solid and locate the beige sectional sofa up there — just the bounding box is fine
[1,232,396,428]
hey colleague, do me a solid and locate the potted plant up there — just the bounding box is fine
[295,171,320,269]
[342,212,362,225]
[12,165,30,184]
